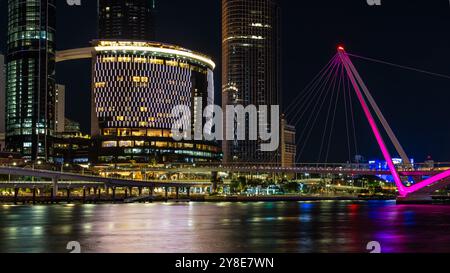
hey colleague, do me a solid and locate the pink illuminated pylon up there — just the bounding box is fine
[337,47,450,197]
[337,49,408,197]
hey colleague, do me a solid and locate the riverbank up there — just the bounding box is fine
[0,194,396,204]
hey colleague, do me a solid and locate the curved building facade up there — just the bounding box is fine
[6,0,56,160]
[91,40,220,164]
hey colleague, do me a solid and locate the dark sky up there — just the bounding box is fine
[1,0,450,163]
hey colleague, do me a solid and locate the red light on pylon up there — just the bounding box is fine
[338,46,345,51]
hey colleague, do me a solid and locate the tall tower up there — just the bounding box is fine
[222,0,281,164]
[98,0,157,41]
[6,0,56,161]
[0,54,5,151]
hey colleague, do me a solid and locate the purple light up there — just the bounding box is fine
[338,52,407,196]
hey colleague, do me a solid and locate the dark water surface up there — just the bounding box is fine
[1,201,450,253]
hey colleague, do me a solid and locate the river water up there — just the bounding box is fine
[1,201,450,253]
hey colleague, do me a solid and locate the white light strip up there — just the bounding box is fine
[94,45,216,69]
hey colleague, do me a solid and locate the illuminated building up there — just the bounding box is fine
[98,0,157,41]
[90,40,220,164]
[55,84,65,133]
[0,54,5,150]
[53,121,91,164]
[6,0,56,160]
[222,0,282,164]
[281,118,296,168]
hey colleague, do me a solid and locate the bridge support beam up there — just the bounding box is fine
[165,187,168,201]
[112,187,116,202]
[13,188,19,204]
[211,171,219,193]
[52,178,58,198]
[32,187,36,205]
[176,187,179,200]
[138,187,142,196]
[124,188,128,198]
[66,188,71,203]
[149,187,154,196]
[83,187,86,203]
[187,187,191,198]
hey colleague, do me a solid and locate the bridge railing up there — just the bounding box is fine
[2,161,450,180]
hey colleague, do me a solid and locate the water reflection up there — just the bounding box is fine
[0,201,450,253]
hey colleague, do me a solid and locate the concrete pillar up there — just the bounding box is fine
[83,188,86,203]
[176,187,179,200]
[66,188,71,203]
[211,171,219,193]
[14,188,19,204]
[124,188,128,198]
[149,187,154,197]
[112,187,116,202]
[138,187,142,196]
[52,177,58,197]
[97,187,101,199]
[165,187,168,201]
[187,187,191,197]
[129,187,133,197]
[32,187,36,205]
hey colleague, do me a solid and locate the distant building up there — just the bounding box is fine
[53,131,91,165]
[281,118,296,167]
[0,54,5,151]
[6,0,56,161]
[90,40,220,164]
[53,118,90,165]
[98,0,157,41]
[222,0,282,164]
[64,118,81,133]
[55,84,66,133]
[368,158,415,183]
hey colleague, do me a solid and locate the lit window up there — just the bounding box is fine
[102,141,117,148]
[119,141,134,147]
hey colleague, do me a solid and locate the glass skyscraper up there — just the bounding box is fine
[6,0,56,160]
[98,0,157,41]
[222,0,281,164]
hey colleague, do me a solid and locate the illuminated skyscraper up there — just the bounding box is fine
[222,0,281,163]
[0,54,5,150]
[55,84,65,133]
[6,0,56,160]
[98,0,157,41]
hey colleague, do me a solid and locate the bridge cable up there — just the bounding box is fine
[285,56,337,114]
[287,56,339,125]
[317,62,341,163]
[347,53,450,80]
[324,61,344,164]
[297,59,341,162]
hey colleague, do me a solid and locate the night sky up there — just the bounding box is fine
[1,0,450,163]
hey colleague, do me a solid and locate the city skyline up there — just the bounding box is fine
[1,0,450,161]
[1,0,450,256]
